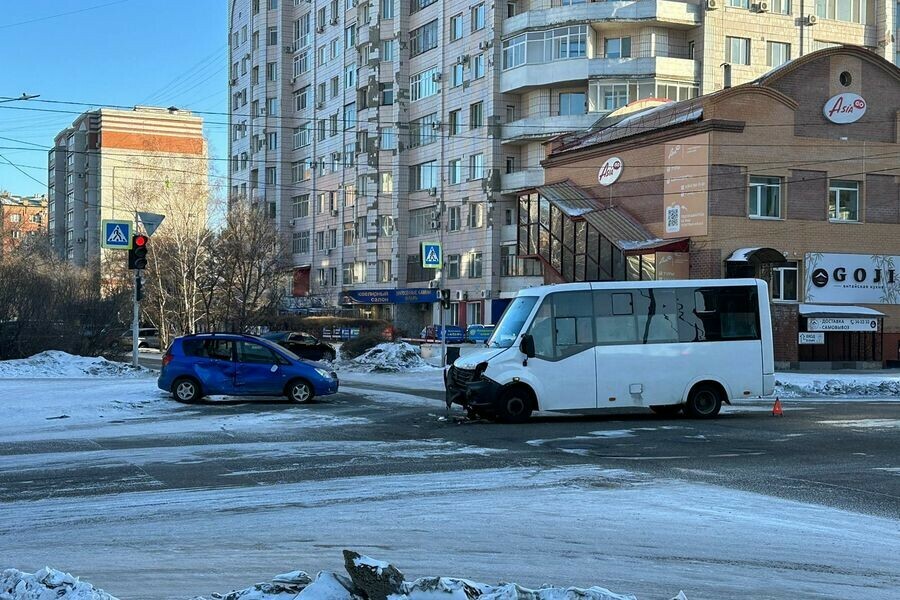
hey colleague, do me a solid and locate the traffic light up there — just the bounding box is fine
[128,234,149,270]
[440,288,451,310]
[135,275,144,301]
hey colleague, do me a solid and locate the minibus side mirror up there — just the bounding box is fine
[520,334,535,358]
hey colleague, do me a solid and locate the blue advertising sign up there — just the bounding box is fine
[420,325,465,343]
[342,288,440,304]
[466,324,495,343]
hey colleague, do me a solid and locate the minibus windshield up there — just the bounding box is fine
[487,296,538,347]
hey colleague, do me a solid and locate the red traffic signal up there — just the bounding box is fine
[134,235,147,247]
[128,235,149,270]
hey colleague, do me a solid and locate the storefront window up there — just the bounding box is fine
[828,180,859,221]
[749,176,781,219]
[772,261,799,302]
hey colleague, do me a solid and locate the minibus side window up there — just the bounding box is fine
[527,291,594,360]
[634,288,679,344]
[595,291,638,345]
[528,299,554,359]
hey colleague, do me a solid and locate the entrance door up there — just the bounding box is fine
[523,291,597,411]
[235,340,287,395]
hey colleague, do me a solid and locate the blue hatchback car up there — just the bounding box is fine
[158,333,339,403]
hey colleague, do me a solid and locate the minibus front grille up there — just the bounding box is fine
[450,366,476,387]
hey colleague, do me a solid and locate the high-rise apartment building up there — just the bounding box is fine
[228,0,894,330]
[48,106,207,270]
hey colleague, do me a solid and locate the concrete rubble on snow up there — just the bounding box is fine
[3,553,687,600]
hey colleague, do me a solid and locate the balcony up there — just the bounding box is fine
[503,0,700,37]
[501,56,698,93]
[501,169,545,194]
[501,113,600,144]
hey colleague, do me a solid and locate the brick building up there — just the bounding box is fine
[515,46,900,368]
[0,192,47,254]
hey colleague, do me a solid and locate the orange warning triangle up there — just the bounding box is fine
[772,398,784,417]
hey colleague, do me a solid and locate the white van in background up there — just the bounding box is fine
[445,279,775,422]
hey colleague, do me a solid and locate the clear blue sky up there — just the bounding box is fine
[0,0,227,196]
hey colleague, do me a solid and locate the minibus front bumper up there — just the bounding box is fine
[445,365,501,410]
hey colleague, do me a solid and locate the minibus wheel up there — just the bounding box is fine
[685,383,723,418]
[496,387,534,423]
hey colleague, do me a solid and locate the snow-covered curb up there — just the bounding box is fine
[775,372,900,398]
[0,567,118,600]
[0,351,150,379]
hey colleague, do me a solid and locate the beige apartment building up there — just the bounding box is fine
[228,0,896,332]
[48,106,208,270]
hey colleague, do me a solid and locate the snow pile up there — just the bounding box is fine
[192,570,312,600]
[0,351,149,379]
[775,372,900,398]
[0,567,118,600]
[400,578,638,600]
[345,342,437,373]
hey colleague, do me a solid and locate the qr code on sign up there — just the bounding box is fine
[665,205,681,233]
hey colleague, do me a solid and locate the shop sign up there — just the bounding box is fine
[805,253,900,304]
[799,332,825,345]
[655,252,690,280]
[823,93,867,124]
[663,133,709,238]
[341,288,440,305]
[597,157,623,186]
[808,318,879,332]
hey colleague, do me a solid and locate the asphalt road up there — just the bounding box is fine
[0,380,898,599]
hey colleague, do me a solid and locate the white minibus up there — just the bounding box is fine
[445,279,775,422]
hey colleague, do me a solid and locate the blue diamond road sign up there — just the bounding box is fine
[101,220,133,250]
[421,242,442,269]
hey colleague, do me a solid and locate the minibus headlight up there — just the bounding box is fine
[474,361,488,378]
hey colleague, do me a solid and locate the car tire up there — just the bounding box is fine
[495,389,533,424]
[287,379,314,403]
[650,404,683,417]
[172,377,202,403]
[322,351,336,362]
[684,384,723,419]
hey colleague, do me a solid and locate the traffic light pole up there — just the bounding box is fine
[132,269,140,368]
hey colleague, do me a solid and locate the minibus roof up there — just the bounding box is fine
[516,279,763,296]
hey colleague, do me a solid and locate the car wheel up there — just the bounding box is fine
[650,404,683,417]
[172,377,202,403]
[495,389,533,424]
[323,350,336,362]
[138,342,148,349]
[287,379,314,403]
[684,384,723,419]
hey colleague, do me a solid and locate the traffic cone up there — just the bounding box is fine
[772,397,784,417]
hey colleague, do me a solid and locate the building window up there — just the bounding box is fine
[469,101,483,128]
[381,127,397,150]
[450,14,463,41]
[343,102,356,130]
[344,64,356,89]
[410,19,439,57]
[604,37,631,59]
[381,40,395,60]
[411,0,437,13]
[377,259,392,282]
[771,261,799,302]
[447,254,461,279]
[471,3,485,31]
[451,63,464,87]
[345,25,356,49]
[559,92,586,116]
[501,245,517,276]
[409,207,432,237]
[410,66,440,101]
[448,206,461,230]
[468,251,483,278]
[449,159,463,185]
[343,222,356,246]
[292,194,310,218]
[293,230,310,254]
[502,26,587,70]
[380,171,393,193]
[727,0,750,7]
[381,83,394,105]
[472,54,485,79]
[726,36,751,65]
[381,0,394,18]
[410,161,439,191]
[467,203,484,228]
[447,302,460,325]
[9,214,21,223]
[449,109,462,135]
[771,0,791,13]
[766,41,791,68]
[267,62,278,81]
[379,215,395,236]
[267,26,278,46]
[316,230,326,251]
[829,180,859,221]
[469,154,485,180]
[265,166,277,185]
[749,176,781,219]
[816,0,867,23]
[409,113,439,147]
[267,131,278,150]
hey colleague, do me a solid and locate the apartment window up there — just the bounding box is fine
[345,25,356,49]
[328,229,337,249]
[295,14,311,47]
[467,202,484,228]
[252,67,260,85]
[381,0,394,18]
[816,0,867,23]
[268,0,278,8]
[380,172,393,193]
[317,193,328,214]
[293,231,310,254]
[467,303,482,326]
[267,26,278,46]
[588,79,698,112]
[292,194,310,218]
[345,64,356,88]
[409,207,432,237]
[410,161,439,191]
[378,215,395,236]
[447,206,461,231]
[295,87,310,111]
[727,0,750,7]
[450,14,463,41]
[381,127,397,149]
[381,83,394,105]
[343,222,356,246]
[330,113,339,136]
[266,97,278,116]
[377,259,392,282]
[502,26,587,70]
[344,142,355,166]
[829,180,859,221]
[469,101,483,128]
[9,214,22,224]
[471,3,485,31]
[469,154,485,181]
[409,113,439,147]
[749,176,782,219]
[410,20,439,57]
[726,36,751,65]
[505,156,516,174]
[317,45,327,66]
[449,109,462,135]
[317,268,327,286]
[410,66,440,101]
[767,41,791,68]
[449,159,463,185]
[771,0,791,13]
[252,30,260,48]
[381,40,395,60]
[267,62,278,81]
[411,0,437,13]
[267,131,278,150]
[343,102,356,129]
[452,63,464,87]
[771,261,799,302]
[293,52,310,77]
[447,254,461,279]
[472,54,485,79]
[292,160,311,182]
[559,92,586,116]
[501,245,517,276]
[468,251,483,278]
[265,166,277,185]
[317,119,326,141]
[604,37,631,59]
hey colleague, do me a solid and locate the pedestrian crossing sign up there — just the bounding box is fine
[101,220,133,250]
[421,242,442,269]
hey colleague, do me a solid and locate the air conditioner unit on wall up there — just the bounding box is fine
[480,289,491,299]
[706,0,718,8]
[753,1,769,10]
[453,290,465,301]
[805,14,817,24]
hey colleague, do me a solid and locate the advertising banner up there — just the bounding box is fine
[342,288,440,304]
[663,133,709,239]
[655,252,690,280]
[808,318,879,332]
[804,253,900,304]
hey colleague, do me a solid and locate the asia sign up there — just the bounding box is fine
[805,253,900,304]
[597,157,623,186]
[341,288,440,305]
[808,318,879,332]
[823,93,867,124]
[663,133,709,238]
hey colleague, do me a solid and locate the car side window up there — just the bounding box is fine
[203,340,234,361]
[237,341,279,364]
